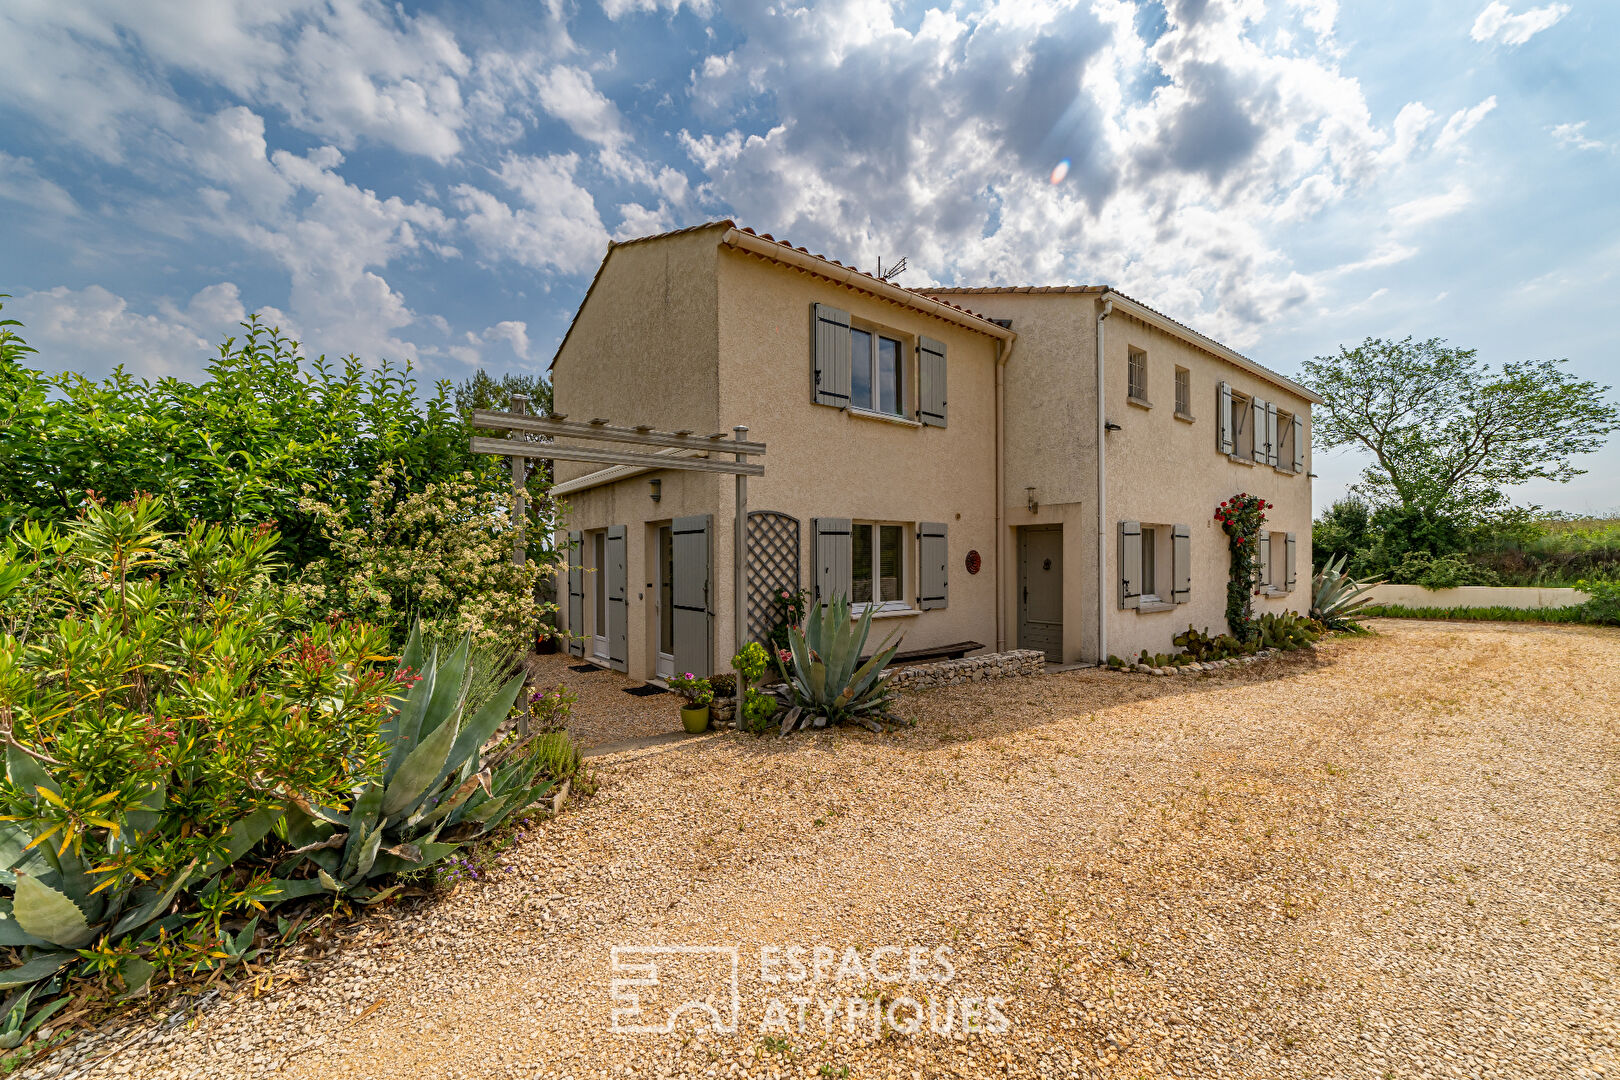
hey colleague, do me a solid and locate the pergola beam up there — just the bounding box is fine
[470,411,767,455]
[469,436,763,476]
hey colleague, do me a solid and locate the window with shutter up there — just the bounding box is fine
[812,517,853,608]
[1257,533,1272,589]
[605,525,628,672]
[1217,382,1234,454]
[671,515,712,677]
[918,337,947,426]
[566,529,584,656]
[1172,524,1191,603]
[1266,401,1280,466]
[812,304,852,407]
[1118,520,1142,609]
[918,522,948,609]
[1292,414,1306,473]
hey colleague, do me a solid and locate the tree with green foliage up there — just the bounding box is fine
[454,368,551,419]
[1301,337,1619,524]
[0,304,529,569]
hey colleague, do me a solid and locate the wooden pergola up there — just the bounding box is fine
[470,400,766,720]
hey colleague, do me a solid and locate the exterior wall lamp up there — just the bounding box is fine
[649,478,662,502]
[1026,486,1039,514]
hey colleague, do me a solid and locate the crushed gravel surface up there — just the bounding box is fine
[36,620,1620,1079]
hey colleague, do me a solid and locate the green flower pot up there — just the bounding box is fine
[681,704,710,734]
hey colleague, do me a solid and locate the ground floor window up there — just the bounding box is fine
[852,522,904,606]
[592,530,607,655]
[1140,525,1158,600]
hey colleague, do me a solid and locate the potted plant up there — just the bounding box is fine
[669,672,713,733]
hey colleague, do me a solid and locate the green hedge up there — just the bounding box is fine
[1361,604,1593,625]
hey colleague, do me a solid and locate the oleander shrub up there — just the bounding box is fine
[0,496,397,1000]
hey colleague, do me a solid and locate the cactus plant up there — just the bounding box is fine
[274,625,558,898]
[775,595,902,727]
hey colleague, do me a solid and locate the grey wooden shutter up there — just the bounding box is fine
[605,525,628,671]
[1118,520,1141,609]
[917,522,948,609]
[1257,533,1271,589]
[567,529,584,656]
[812,517,852,608]
[918,336,947,427]
[1217,382,1234,454]
[671,515,712,678]
[812,304,851,408]
[1266,402,1280,466]
[1291,414,1305,473]
[1171,523,1191,604]
[1285,532,1298,592]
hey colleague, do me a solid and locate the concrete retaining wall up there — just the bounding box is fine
[1365,584,1591,611]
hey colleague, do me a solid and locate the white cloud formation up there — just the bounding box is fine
[1551,121,1607,151]
[453,154,610,275]
[1470,2,1570,46]
[0,153,79,216]
[535,65,627,148]
[1390,185,1473,228]
[13,283,241,380]
[600,0,713,19]
[677,0,1452,345]
[0,0,471,161]
[1435,96,1498,151]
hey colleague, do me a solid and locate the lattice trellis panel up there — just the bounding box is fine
[747,511,801,643]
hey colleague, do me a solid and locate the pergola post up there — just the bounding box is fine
[733,425,749,724]
[508,393,529,566]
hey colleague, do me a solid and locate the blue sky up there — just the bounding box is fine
[2,0,1616,513]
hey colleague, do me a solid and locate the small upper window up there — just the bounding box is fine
[1127,347,1148,402]
[851,329,904,416]
[1174,367,1191,417]
[1275,409,1295,469]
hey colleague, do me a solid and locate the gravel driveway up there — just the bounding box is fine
[48,620,1619,1080]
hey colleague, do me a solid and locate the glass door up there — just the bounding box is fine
[656,525,674,679]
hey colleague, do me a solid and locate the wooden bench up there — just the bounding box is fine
[866,640,985,666]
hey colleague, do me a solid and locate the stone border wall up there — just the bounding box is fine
[885,649,1047,692]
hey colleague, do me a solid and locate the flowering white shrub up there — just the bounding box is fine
[294,467,557,652]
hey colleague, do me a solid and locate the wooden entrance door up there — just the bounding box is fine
[1018,525,1063,663]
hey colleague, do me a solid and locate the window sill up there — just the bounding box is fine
[847,406,921,428]
[1261,587,1291,597]
[1227,453,1255,467]
[1174,410,1196,424]
[852,603,919,619]
[1127,395,1153,411]
[1271,464,1301,476]
[1137,599,1178,613]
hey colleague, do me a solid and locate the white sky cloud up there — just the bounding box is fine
[1470,2,1570,46]
[1551,121,1607,151]
[1435,96,1498,151]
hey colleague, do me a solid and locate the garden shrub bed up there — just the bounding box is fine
[1361,604,1598,625]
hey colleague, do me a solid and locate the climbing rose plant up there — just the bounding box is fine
[1215,492,1271,641]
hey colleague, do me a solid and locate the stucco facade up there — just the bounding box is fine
[549,223,1317,680]
[925,287,1317,665]
[551,225,1010,681]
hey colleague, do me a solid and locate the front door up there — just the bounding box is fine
[1018,525,1063,663]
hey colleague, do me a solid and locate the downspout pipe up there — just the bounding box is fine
[1095,297,1114,665]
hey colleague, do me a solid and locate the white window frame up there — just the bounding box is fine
[850,520,912,616]
[849,327,907,418]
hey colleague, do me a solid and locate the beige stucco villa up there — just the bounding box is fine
[549,221,1319,679]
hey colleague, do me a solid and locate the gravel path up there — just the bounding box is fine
[38,621,1620,1080]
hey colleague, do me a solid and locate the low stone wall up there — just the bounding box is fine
[885,649,1047,692]
[1364,583,1591,610]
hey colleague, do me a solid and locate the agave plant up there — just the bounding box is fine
[1311,553,1381,631]
[776,595,903,728]
[272,625,557,899]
